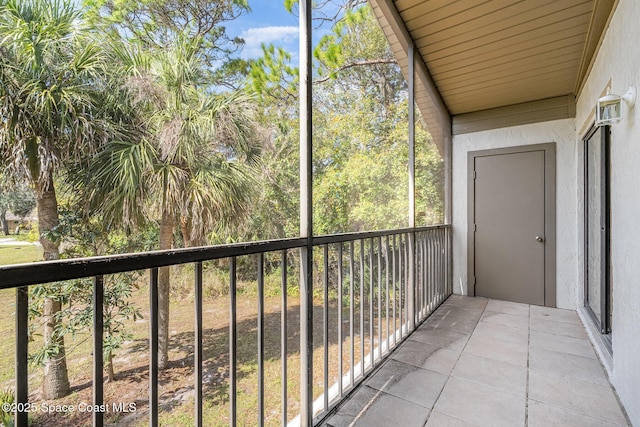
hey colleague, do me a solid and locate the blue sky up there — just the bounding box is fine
[233,0,300,59]
[73,0,337,61]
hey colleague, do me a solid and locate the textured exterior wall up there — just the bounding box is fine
[451,118,577,309]
[576,0,640,424]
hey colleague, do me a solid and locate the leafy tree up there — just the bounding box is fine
[29,206,144,382]
[0,0,136,399]
[83,0,250,75]
[80,36,262,369]
[0,174,36,235]
[311,5,443,232]
[247,2,443,237]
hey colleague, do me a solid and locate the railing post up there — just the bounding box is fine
[93,276,104,427]
[299,0,313,424]
[194,263,203,427]
[149,268,159,427]
[15,286,28,427]
[407,41,416,331]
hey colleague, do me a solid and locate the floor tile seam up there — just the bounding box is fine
[527,343,597,360]
[528,326,588,340]
[361,384,434,411]
[478,321,529,333]
[529,365,622,390]
[526,397,629,426]
[456,350,530,371]
[429,312,484,322]
[425,302,487,427]
[385,356,450,378]
[441,303,487,311]
[529,315,582,326]
[424,410,485,427]
[482,308,531,319]
[530,328,592,343]
[406,335,469,351]
[429,312,484,324]
[448,371,528,397]
[470,330,531,346]
[465,332,530,352]
[528,346,610,367]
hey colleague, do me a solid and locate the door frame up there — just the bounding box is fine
[468,143,557,307]
[582,124,612,340]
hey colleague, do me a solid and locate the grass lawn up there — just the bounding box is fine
[0,244,43,387]
[1,248,393,426]
[0,244,42,266]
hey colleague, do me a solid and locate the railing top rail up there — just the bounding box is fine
[0,224,451,289]
[0,237,306,289]
[313,224,450,245]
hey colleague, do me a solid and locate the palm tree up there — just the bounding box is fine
[0,0,123,398]
[84,36,261,369]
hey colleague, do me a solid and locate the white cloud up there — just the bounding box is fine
[239,26,299,59]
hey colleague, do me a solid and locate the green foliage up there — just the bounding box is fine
[0,0,122,184]
[28,206,143,379]
[83,0,251,82]
[249,44,299,103]
[0,174,36,235]
[311,5,443,233]
[0,388,14,427]
[77,36,262,245]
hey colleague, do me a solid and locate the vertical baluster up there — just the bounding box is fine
[337,243,343,397]
[427,232,432,311]
[258,254,265,427]
[194,263,203,427]
[448,227,453,295]
[15,286,28,427]
[416,234,422,320]
[349,241,355,387]
[359,239,365,378]
[230,258,237,427]
[281,250,288,427]
[369,239,374,370]
[149,268,159,427]
[392,234,397,347]
[377,237,382,361]
[431,232,436,309]
[423,234,428,314]
[323,244,329,411]
[385,236,390,353]
[405,233,410,333]
[398,233,404,338]
[93,276,104,427]
[438,229,444,303]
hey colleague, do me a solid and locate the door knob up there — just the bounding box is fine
[535,236,545,242]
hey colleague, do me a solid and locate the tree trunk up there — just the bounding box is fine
[107,353,115,382]
[180,216,191,248]
[158,210,174,370]
[0,211,8,235]
[36,176,70,399]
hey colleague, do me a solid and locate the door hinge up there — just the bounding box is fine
[473,170,477,180]
[474,223,477,232]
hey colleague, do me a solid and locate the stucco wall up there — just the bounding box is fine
[576,0,640,424]
[451,118,577,309]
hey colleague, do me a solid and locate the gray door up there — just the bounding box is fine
[473,150,546,305]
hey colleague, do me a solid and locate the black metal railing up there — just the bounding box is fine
[0,225,451,427]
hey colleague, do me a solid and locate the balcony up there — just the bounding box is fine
[1,226,632,427]
[322,296,630,427]
[1,226,454,427]
[2,0,640,425]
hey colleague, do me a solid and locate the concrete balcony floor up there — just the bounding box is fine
[322,295,630,427]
